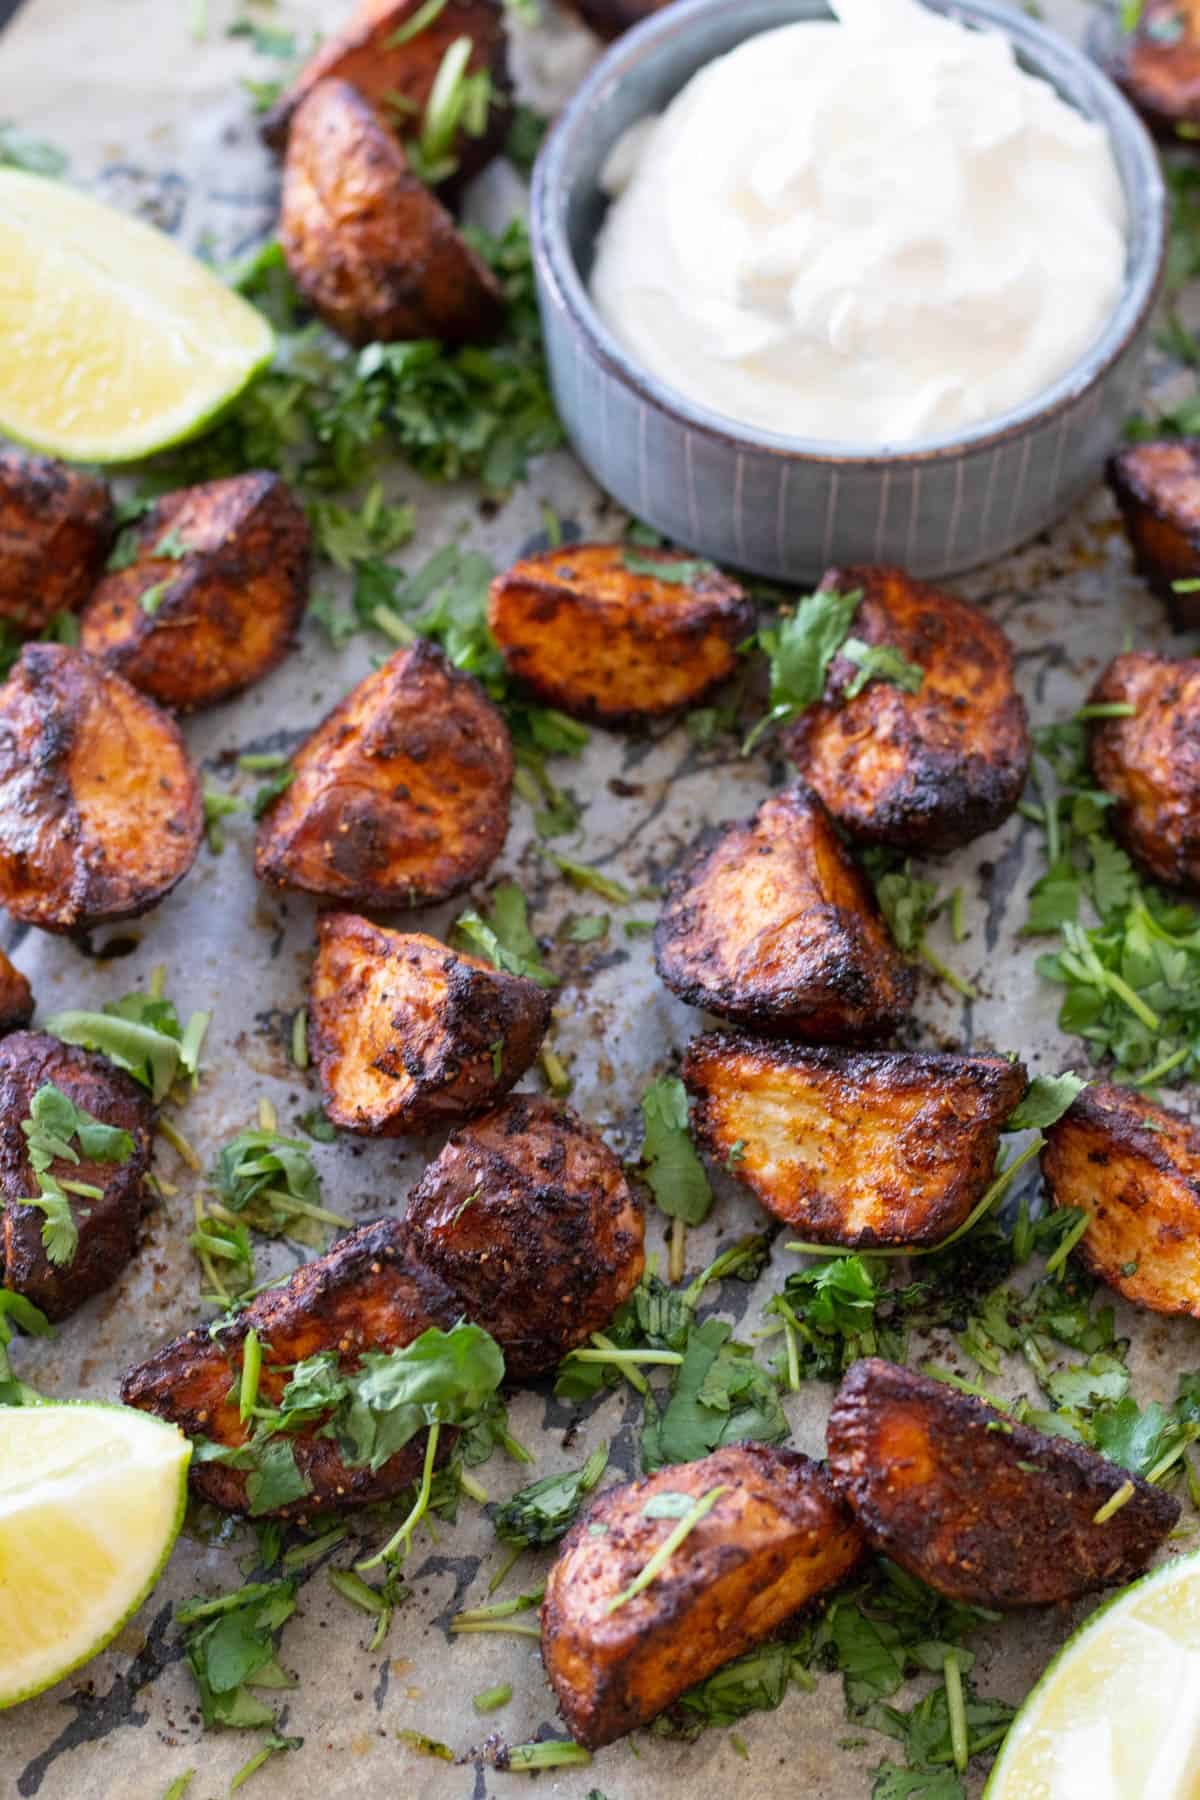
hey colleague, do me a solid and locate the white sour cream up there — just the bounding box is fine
[589,0,1128,446]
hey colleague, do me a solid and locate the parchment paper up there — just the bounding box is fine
[0,2,1195,1796]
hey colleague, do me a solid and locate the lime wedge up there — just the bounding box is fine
[0,1403,191,1707]
[0,170,274,463]
[986,1551,1200,1798]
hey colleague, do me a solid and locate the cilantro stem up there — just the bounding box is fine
[149,964,166,1001]
[503,1741,591,1771]
[356,1424,440,1571]
[259,1187,352,1229]
[1032,754,1061,869]
[459,1468,488,1504]
[1092,1480,1135,1523]
[605,1486,726,1614]
[1042,1207,1089,1277]
[387,0,450,45]
[158,1115,201,1170]
[473,1682,512,1714]
[668,1214,686,1284]
[450,1618,541,1637]
[239,1328,262,1423]
[282,1525,346,1570]
[57,1177,102,1198]
[944,1653,968,1773]
[486,1544,525,1596]
[328,1567,388,1615]
[1147,1437,1193,1485]
[238,752,289,771]
[949,887,967,944]
[918,939,977,1000]
[193,1199,228,1303]
[539,1044,572,1095]
[453,1585,544,1626]
[501,1429,535,1464]
[291,1008,309,1070]
[1135,1045,1192,1087]
[1074,702,1137,721]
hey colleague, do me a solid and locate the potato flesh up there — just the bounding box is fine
[1043,1082,1200,1318]
[683,1037,1026,1246]
[541,1442,863,1747]
[1108,441,1200,624]
[826,1357,1179,1607]
[487,543,753,722]
[309,914,550,1134]
[79,472,310,712]
[654,786,913,1037]
[0,451,113,633]
[0,644,202,932]
[1088,651,1200,892]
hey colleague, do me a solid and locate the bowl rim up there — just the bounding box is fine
[531,0,1168,468]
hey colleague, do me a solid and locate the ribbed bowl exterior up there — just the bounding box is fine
[532,0,1167,582]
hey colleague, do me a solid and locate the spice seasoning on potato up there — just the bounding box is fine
[541,1442,863,1748]
[0,949,33,1038]
[1043,1081,1200,1318]
[684,1037,1026,1246]
[1108,440,1200,626]
[279,78,503,348]
[0,450,113,635]
[1087,650,1200,891]
[654,786,914,1039]
[783,564,1030,853]
[487,543,753,724]
[826,1357,1179,1608]
[79,472,310,712]
[0,644,203,934]
[1109,0,1200,141]
[255,637,513,908]
[309,914,551,1135]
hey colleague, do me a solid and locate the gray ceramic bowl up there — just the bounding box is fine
[531,0,1167,582]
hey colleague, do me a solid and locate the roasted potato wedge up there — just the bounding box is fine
[562,0,673,39]
[262,0,511,182]
[1108,441,1200,627]
[0,949,32,1037]
[309,913,551,1135]
[404,1093,645,1378]
[255,638,512,909]
[0,644,203,934]
[654,787,914,1038]
[827,1358,1179,1607]
[782,565,1030,853]
[279,79,503,348]
[542,1442,863,1748]
[1087,650,1200,891]
[1043,1082,1200,1317]
[1109,2,1200,141]
[683,1037,1026,1247]
[79,473,309,712]
[122,1219,460,1516]
[487,544,753,724]
[0,451,114,635]
[0,1031,155,1322]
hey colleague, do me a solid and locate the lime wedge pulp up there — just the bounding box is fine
[986,1550,1200,1798]
[0,1402,191,1708]
[0,169,274,463]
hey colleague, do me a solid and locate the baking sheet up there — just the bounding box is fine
[1,1,1196,1795]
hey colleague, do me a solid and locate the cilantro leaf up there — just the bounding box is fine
[210,1127,340,1249]
[1003,1071,1086,1132]
[639,1076,713,1227]
[641,1318,787,1471]
[17,1083,135,1268]
[621,549,717,585]
[493,1447,608,1547]
[176,1578,298,1729]
[841,638,924,700]
[743,588,861,750]
[453,883,558,988]
[45,982,209,1102]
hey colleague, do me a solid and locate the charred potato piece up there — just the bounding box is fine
[0,949,32,1037]
[0,1032,155,1322]
[1087,651,1200,891]
[542,1443,862,1748]
[1043,1082,1200,1318]
[0,644,203,934]
[1110,1,1200,141]
[563,0,673,38]
[404,1092,645,1377]
[309,913,551,1135]
[0,451,114,635]
[280,79,503,348]
[1108,442,1200,627]
[782,565,1030,853]
[683,1037,1026,1247]
[79,473,310,712]
[122,1219,460,1516]
[255,638,512,909]
[487,544,753,724]
[262,0,511,182]
[654,787,914,1039]
[827,1358,1179,1607]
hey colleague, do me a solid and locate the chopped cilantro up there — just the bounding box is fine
[1003,1071,1086,1132]
[17,1083,134,1268]
[176,1577,298,1730]
[252,766,296,818]
[621,549,717,585]
[0,1290,52,1407]
[641,1317,788,1471]
[453,882,558,988]
[865,851,976,999]
[45,980,209,1103]
[742,588,861,752]
[211,1126,348,1249]
[493,1446,608,1548]
[0,122,68,176]
[841,638,924,700]
[639,1076,713,1228]
[545,852,632,904]
[203,784,245,854]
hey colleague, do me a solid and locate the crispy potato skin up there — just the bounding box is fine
[79,474,310,712]
[563,0,673,38]
[541,1443,863,1748]
[0,1032,155,1322]
[1088,651,1200,891]
[262,0,511,182]
[309,914,551,1135]
[1043,1082,1200,1317]
[827,1358,1178,1607]
[1108,442,1200,627]
[0,949,33,1037]
[404,1093,645,1378]
[487,545,753,724]
[683,1037,1026,1247]
[0,452,114,634]
[1110,2,1200,140]
[280,79,503,348]
[654,787,914,1039]
[0,645,203,934]
[782,565,1030,853]
[121,1219,461,1517]
[255,638,513,909]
